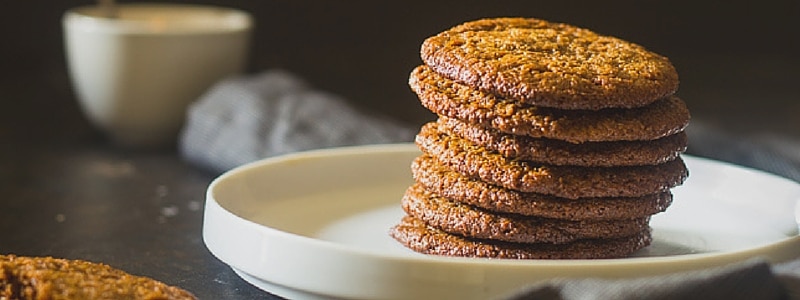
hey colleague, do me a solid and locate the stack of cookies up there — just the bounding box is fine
[390,18,690,259]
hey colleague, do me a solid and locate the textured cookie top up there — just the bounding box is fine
[390,216,652,259]
[421,17,679,110]
[431,118,687,166]
[402,183,650,244]
[411,156,673,221]
[410,65,690,143]
[416,128,689,199]
[0,255,197,300]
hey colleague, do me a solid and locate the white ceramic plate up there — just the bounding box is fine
[203,144,800,300]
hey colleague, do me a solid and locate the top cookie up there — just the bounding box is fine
[421,17,679,110]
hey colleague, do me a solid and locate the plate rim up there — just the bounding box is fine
[203,143,800,299]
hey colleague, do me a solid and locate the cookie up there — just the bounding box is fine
[432,117,687,166]
[390,216,652,259]
[409,65,690,143]
[0,255,197,300]
[411,156,673,220]
[415,129,689,198]
[420,17,678,110]
[402,184,650,244]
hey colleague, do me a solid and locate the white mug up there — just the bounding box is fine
[63,3,252,148]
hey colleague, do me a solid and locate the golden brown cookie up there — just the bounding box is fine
[389,216,652,259]
[0,255,196,300]
[401,184,650,244]
[431,117,687,166]
[409,65,690,143]
[420,17,679,110]
[415,127,689,199]
[411,156,673,220]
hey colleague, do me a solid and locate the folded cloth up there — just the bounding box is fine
[686,121,800,182]
[179,70,416,173]
[504,258,795,300]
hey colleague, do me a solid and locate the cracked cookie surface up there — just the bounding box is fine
[411,155,673,221]
[420,17,679,110]
[401,184,651,244]
[410,65,690,143]
[415,127,689,199]
[390,216,652,259]
[429,117,687,166]
[0,255,196,300]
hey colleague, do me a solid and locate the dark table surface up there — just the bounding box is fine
[0,70,281,298]
[2,2,799,299]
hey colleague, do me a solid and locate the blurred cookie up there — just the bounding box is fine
[390,216,652,259]
[431,117,687,166]
[401,184,650,244]
[420,17,678,110]
[0,255,196,300]
[415,127,689,199]
[409,65,690,143]
[411,156,673,220]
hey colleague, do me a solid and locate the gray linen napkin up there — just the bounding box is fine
[686,121,800,182]
[179,70,416,173]
[504,258,796,300]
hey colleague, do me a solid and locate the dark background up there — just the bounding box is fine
[1,1,798,299]
[2,0,799,140]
